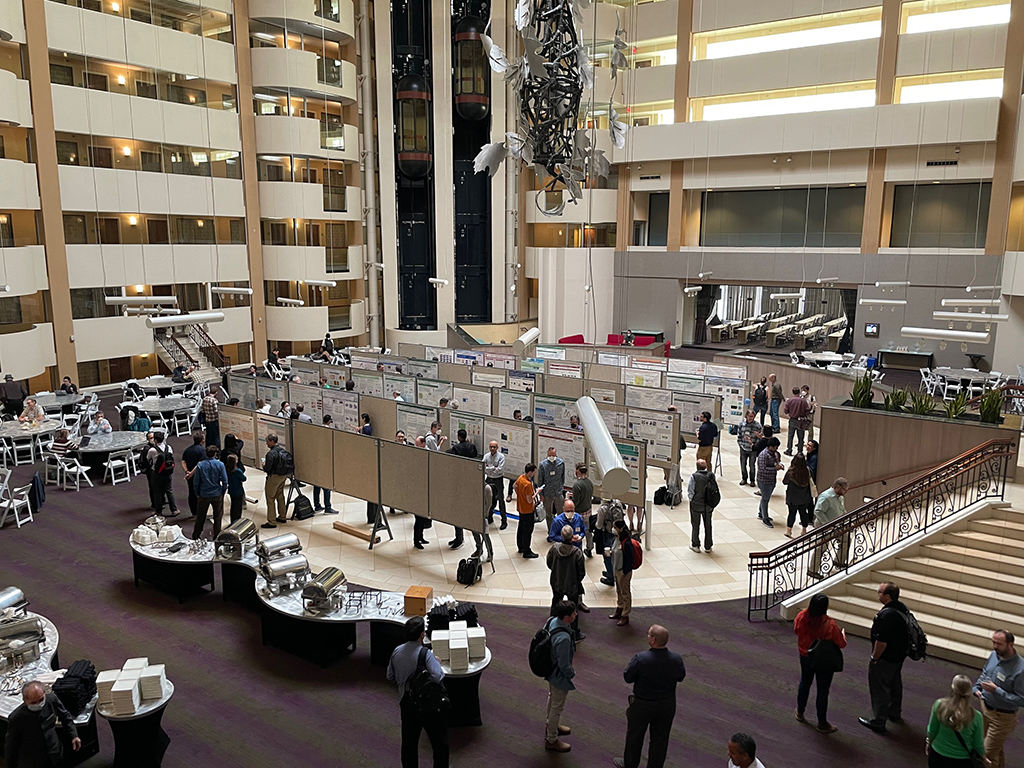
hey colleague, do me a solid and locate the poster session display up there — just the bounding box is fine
[455,350,484,366]
[547,361,583,379]
[705,363,747,380]
[625,409,679,468]
[508,370,537,391]
[351,370,384,397]
[535,426,587,488]
[498,389,532,420]
[384,373,416,402]
[256,413,290,452]
[453,385,491,415]
[595,402,628,438]
[533,394,577,428]
[624,385,673,412]
[663,372,705,394]
[416,379,453,407]
[472,370,506,389]
[290,359,321,384]
[349,353,379,370]
[406,359,440,379]
[396,403,438,442]
[535,345,566,360]
[621,367,662,388]
[424,346,454,363]
[484,353,517,369]
[591,436,646,507]
[322,389,360,432]
[448,412,485,454]
[219,406,257,464]
[668,359,706,375]
[704,377,748,425]
[228,376,258,409]
[483,416,534,479]
[257,380,288,409]
[321,365,347,388]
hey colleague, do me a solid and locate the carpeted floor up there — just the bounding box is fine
[1,422,1018,768]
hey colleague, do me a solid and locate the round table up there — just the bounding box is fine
[79,432,148,455]
[139,377,188,396]
[0,419,59,465]
[130,535,216,603]
[97,680,174,768]
[0,613,59,716]
[801,352,845,367]
[137,397,195,415]
[438,647,492,727]
[934,368,997,382]
[33,393,85,411]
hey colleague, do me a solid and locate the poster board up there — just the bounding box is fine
[625,385,673,411]
[534,426,586,488]
[219,406,257,465]
[535,345,566,360]
[630,356,668,371]
[471,369,506,389]
[355,395,397,441]
[544,374,584,400]
[547,360,583,379]
[257,380,288,410]
[384,373,416,402]
[255,413,290,454]
[349,352,379,371]
[453,384,492,415]
[498,389,532,420]
[483,416,534,478]
[591,436,646,507]
[438,362,472,384]
[424,345,454,363]
[585,362,621,383]
[321,364,347,388]
[704,377,747,425]
[291,421,334,489]
[670,392,720,429]
[620,367,662,388]
[595,402,628,437]
[449,412,485,455]
[625,408,678,467]
[508,369,538,392]
[228,375,257,409]
[397,342,426,360]
[350,370,384,397]
[427,451,485,533]
[288,382,324,423]
[416,379,454,407]
[406,358,439,379]
[332,430,379,502]
[455,350,485,366]
[483,352,517,369]
[322,389,360,432]
[397,403,438,442]
[664,372,705,394]
[533,393,578,428]
[597,352,628,367]
[669,359,707,375]
[585,381,624,404]
[378,356,407,373]
[520,357,546,372]
[706,363,747,380]
[379,440,428,517]
[289,359,321,384]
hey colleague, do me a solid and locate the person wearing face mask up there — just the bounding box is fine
[4,680,81,768]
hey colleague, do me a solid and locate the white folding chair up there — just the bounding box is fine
[58,456,93,491]
[0,438,12,469]
[0,469,32,529]
[43,452,63,486]
[173,410,192,436]
[11,434,35,466]
[919,368,933,394]
[790,352,801,364]
[103,450,133,485]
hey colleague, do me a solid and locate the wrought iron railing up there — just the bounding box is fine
[154,329,196,367]
[747,439,1015,620]
[187,323,230,372]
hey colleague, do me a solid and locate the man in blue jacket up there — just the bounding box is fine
[544,600,578,753]
[547,500,586,548]
[188,445,228,540]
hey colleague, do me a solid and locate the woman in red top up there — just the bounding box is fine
[794,593,847,733]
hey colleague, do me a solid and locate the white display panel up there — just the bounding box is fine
[455,350,484,366]
[498,390,532,420]
[547,361,583,378]
[288,383,324,422]
[589,386,619,404]
[508,370,538,391]
[289,359,320,384]
[533,394,577,427]
[406,359,440,379]
[624,385,673,411]
[416,379,454,407]
[484,418,534,478]
[620,367,662,388]
[228,375,257,409]
[629,356,668,371]
[598,352,628,366]
[425,346,455,363]
[350,370,383,397]
[453,385,491,415]
[322,389,360,432]
[484,353,517,369]
[521,358,546,372]
[397,403,438,441]
[535,426,586,488]
[704,377,747,425]
[472,370,507,389]
[384,373,416,402]
[663,372,706,394]
[256,413,290,454]
[706,363,747,380]
[257,380,288,410]
[535,345,566,360]
[450,412,485,454]
[626,409,677,466]
[669,359,706,375]
[321,365,347,388]
[350,353,379,370]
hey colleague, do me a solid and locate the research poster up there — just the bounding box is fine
[624,385,673,412]
[321,365,347,388]
[630,356,668,371]
[669,359,706,375]
[350,370,384,398]
[256,414,290,453]
[384,373,416,402]
[322,389,360,432]
[535,345,566,360]
[450,413,485,454]
[589,386,618,404]
[425,346,454,363]
[508,370,537,391]
[620,367,662,388]
[626,409,675,465]
[349,353,379,371]
[472,370,507,389]
[289,383,324,422]
[219,408,256,464]
[535,427,586,487]
[598,352,628,366]
[597,406,627,437]
[228,376,257,409]
[484,353,517,369]
[664,372,706,394]
[706,363,747,380]
[498,389,532,420]
[378,357,407,373]
[484,419,533,478]
[671,393,716,427]
[289,360,320,384]
[397,403,438,441]
[613,440,641,494]
[547,361,583,379]
[521,358,546,372]
[416,379,453,407]
[454,385,491,415]
[704,377,747,425]
[257,380,287,410]
[406,359,439,379]
[455,350,485,366]
[533,394,577,427]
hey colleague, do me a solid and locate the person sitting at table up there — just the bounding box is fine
[186,364,204,387]
[87,411,112,435]
[171,363,187,383]
[311,345,330,363]
[18,398,44,423]
[1,374,26,417]
[59,376,79,395]
[49,428,78,457]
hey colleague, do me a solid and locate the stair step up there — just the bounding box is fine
[968,518,1024,539]
[943,530,1024,556]
[899,553,1024,592]
[871,565,1024,617]
[920,542,1024,578]
[844,579,1024,631]
[825,608,988,667]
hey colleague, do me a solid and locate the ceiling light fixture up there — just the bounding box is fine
[146,312,224,328]
[859,298,907,306]
[815,276,839,284]
[965,285,1000,292]
[770,292,802,300]
[941,298,1001,307]
[304,279,337,287]
[875,280,910,287]
[932,311,1009,322]
[901,326,990,343]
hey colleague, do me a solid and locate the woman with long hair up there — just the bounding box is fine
[926,675,985,767]
[609,520,634,627]
[783,453,814,538]
[793,593,847,733]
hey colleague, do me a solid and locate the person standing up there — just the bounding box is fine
[224,453,246,524]
[610,520,634,627]
[295,404,313,423]
[482,441,507,529]
[727,733,766,768]
[794,594,847,733]
[261,433,289,530]
[811,478,850,575]
[695,411,718,467]
[783,387,811,456]
[596,499,625,587]
[201,391,220,447]
[182,430,207,518]
[755,437,784,528]
[569,464,594,557]
[768,373,784,431]
[147,431,178,517]
[805,439,819,486]
[0,374,26,418]
[752,377,769,427]
[547,526,586,641]
[4,680,81,768]
[783,453,814,538]
[386,616,448,768]
[612,625,686,768]
[800,385,817,441]
[544,600,578,753]
[425,421,448,452]
[188,445,228,540]
[312,415,336,514]
[736,410,763,487]
[514,463,539,559]
[471,481,494,563]
[538,447,566,530]
[859,582,911,734]
[930,675,986,768]
[974,628,1024,768]
[686,459,717,553]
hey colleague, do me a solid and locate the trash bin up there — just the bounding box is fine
[866,356,877,369]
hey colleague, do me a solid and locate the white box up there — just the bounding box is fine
[467,627,486,660]
[449,636,469,671]
[448,621,468,633]
[96,670,120,704]
[122,657,149,670]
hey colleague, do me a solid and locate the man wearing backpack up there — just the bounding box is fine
[547,526,586,642]
[859,581,911,734]
[146,432,178,517]
[261,433,290,530]
[386,616,448,768]
[543,600,578,753]
[686,459,718,554]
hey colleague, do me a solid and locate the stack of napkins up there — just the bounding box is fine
[448,621,467,633]
[158,526,181,542]
[96,670,120,706]
[449,633,469,672]
[110,676,141,716]
[140,665,165,701]
[467,627,486,661]
[132,527,157,546]
[431,631,450,662]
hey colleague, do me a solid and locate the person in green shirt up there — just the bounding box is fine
[926,674,985,767]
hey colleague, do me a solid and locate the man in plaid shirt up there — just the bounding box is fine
[735,410,763,487]
[201,393,220,447]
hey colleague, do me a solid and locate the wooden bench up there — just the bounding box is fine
[333,520,380,543]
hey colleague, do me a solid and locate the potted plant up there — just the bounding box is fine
[979,388,1004,424]
[883,387,908,412]
[904,390,935,416]
[942,390,970,420]
[850,372,874,409]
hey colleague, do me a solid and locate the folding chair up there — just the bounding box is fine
[103,450,133,486]
[43,452,63,486]
[11,434,35,466]
[58,456,94,491]
[0,470,32,529]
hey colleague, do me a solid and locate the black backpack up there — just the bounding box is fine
[408,646,450,718]
[154,446,174,476]
[703,474,721,509]
[529,622,572,678]
[901,610,928,661]
[456,555,482,587]
[278,448,295,475]
[291,489,315,520]
[653,486,667,506]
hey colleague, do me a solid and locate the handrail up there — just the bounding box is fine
[965,385,1024,413]
[747,438,1015,620]
[154,329,196,367]
[188,324,230,372]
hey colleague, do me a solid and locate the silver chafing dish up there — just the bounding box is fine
[255,533,302,562]
[0,587,27,615]
[301,567,347,613]
[215,518,258,560]
[259,553,311,596]
[0,615,44,667]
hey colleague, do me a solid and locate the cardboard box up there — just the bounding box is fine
[404,586,434,616]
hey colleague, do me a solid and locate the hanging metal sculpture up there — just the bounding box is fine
[474,0,629,216]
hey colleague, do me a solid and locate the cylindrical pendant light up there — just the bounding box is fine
[276,297,304,306]
[932,311,1009,322]
[815,277,839,284]
[303,279,337,288]
[770,293,801,300]
[145,312,225,328]
[513,327,541,356]
[874,281,910,287]
[901,326,990,343]
[698,271,713,278]
[683,286,701,295]
[859,299,907,306]
[211,287,254,296]
[105,295,178,306]
[941,298,1001,307]
[965,285,1000,293]
[575,396,630,496]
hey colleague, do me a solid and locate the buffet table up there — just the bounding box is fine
[97,680,174,768]
[217,550,262,611]
[0,613,60,718]
[437,648,491,727]
[130,536,216,603]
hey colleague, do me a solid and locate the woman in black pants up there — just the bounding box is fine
[783,453,814,538]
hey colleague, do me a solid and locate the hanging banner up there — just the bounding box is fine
[350,370,383,397]
[669,359,706,375]
[450,412,485,454]
[384,373,416,402]
[416,379,454,407]
[630,356,668,371]
[453,385,491,415]
[425,346,454,363]
[322,389,360,432]
[598,352,628,367]
[228,375,257,409]
[521,357,546,372]
[397,403,438,441]
[406,358,439,379]
[498,389,532,420]
[535,345,566,360]
[547,361,583,379]
[484,353,517,369]
[535,426,586,486]
[472,370,507,389]
[533,394,577,427]
[288,383,324,422]
[455,350,484,366]
[625,385,673,411]
[508,370,537,391]
[664,372,706,394]
[706,363,747,380]
[484,418,534,478]
[620,367,662,388]
[704,377,747,425]
[321,364,347,388]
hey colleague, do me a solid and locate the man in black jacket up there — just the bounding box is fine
[4,681,80,768]
[182,430,207,518]
[859,581,910,733]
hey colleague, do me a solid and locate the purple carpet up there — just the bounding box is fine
[1,420,1018,768]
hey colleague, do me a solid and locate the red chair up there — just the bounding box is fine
[558,334,585,344]
[607,334,624,345]
[634,335,656,347]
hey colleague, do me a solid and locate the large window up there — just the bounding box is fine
[70,287,121,319]
[890,182,990,248]
[700,186,865,247]
[647,193,670,247]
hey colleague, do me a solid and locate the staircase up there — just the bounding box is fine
[153,329,221,382]
[821,503,1024,667]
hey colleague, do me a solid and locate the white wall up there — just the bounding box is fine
[249,0,355,40]
[524,189,618,224]
[254,114,355,161]
[693,0,879,33]
[65,244,249,288]
[206,306,253,345]
[0,324,56,380]
[534,247,615,343]
[0,246,49,297]
[73,316,154,361]
[250,48,356,103]
[265,305,329,340]
[0,0,26,43]
[0,71,32,128]
[262,245,331,282]
[992,296,1024,375]
[896,26,1007,77]
[59,167,244,216]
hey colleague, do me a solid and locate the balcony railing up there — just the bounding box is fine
[316,58,342,87]
[323,187,347,212]
[325,246,349,273]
